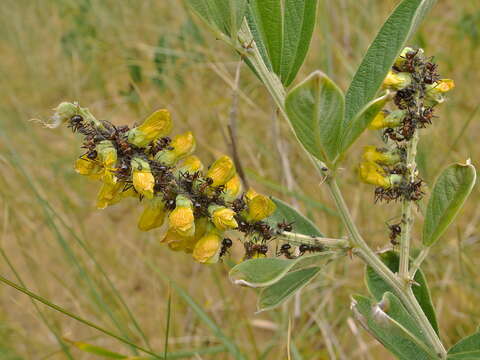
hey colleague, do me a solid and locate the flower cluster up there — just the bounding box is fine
[359,47,454,202]
[53,102,282,263]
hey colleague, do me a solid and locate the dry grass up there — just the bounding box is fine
[0,0,479,359]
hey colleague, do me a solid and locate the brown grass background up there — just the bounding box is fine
[0,0,479,359]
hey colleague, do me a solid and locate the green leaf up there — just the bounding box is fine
[352,293,438,360]
[229,252,335,288]
[340,92,391,154]
[423,161,476,246]
[265,197,323,237]
[247,0,318,86]
[448,331,480,359]
[257,267,321,312]
[344,0,436,124]
[365,251,439,335]
[285,71,345,165]
[186,0,247,37]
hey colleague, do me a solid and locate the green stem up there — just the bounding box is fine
[278,232,350,249]
[0,274,163,359]
[399,131,420,281]
[409,247,431,278]
[326,177,446,358]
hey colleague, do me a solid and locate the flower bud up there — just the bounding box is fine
[382,70,412,90]
[368,110,406,130]
[137,196,166,231]
[192,228,222,264]
[168,195,195,237]
[128,109,173,147]
[175,155,203,175]
[50,102,103,129]
[358,161,391,188]
[246,194,276,222]
[394,47,424,69]
[131,157,155,199]
[163,217,208,253]
[245,188,259,201]
[97,140,117,169]
[155,131,196,166]
[362,146,401,166]
[209,205,238,231]
[425,79,455,106]
[206,156,236,187]
[221,175,242,202]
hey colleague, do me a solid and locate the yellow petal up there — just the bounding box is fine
[358,162,390,188]
[206,155,236,187]
[171,131,196,159]
[192,231,222,263]
[75,157,102,180]
[131,158,155,199]
[210,207,238,231]
[222,175,242,202]
[96,180,125,209]
[138,196,166,231]
[169,205,195,237]
[128,109,173,147]
[247,195,276,221]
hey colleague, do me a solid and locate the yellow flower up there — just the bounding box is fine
[362,146,401,165]
[382,70,411,90]
[209,205,238,231]
[246,194,276,222]
[97,140,117,169]
[358,161,391,188]
[131,157,155,199]
[245,188,259,201]
[128,109,173,147]
[368,110,405,130]
[138,196,166,231]
[96,179,125,209]
[206,156,236,187]
[192,229,222,264]
[74,156,102,180]
[176,155,203,175]
[425,79,455,105]
[155,132,196,166]
[222,175,242,202]
[394,47,424,69]
[162,217,208,253]
[168,195,195,237]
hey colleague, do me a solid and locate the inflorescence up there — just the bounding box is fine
[358,47,455,245]
[51,103,306,263]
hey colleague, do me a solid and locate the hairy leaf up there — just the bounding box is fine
[265,197,323,237]
[257,267,321,312]
[365,251,439,335]
[448,331,480,359]
[352,293,438,360]
[344,0,436,124]
[285,71,344,165]
[423,161,476,246]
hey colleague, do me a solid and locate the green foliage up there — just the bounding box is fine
[340,92,390,155]
[285,71,345,166]
[265,197,323,236]
[423,162,476,246]
[365,251,439,335]
[186,0,247,38]
[352,293,438,359]
[65,339,127,359]
[447,331,480,359]
[344,0,436,124]
[229,252,334,288]
[247,0,318,86]
[257,267,321,312]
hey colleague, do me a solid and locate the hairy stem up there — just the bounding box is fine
[409,247,431,278]
[399,131,420,280]
[278,231,350,249]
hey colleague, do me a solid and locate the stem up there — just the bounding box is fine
[237,20,446,357]
[327,177,446,358]
[278,232,350,249]
[409,247,431,278]
[399,131,420,281]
